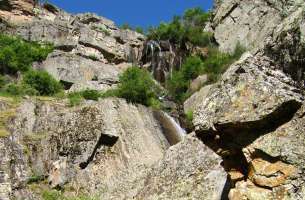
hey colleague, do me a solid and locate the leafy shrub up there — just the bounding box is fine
[117,67,159,106]
[183,7,211,27]
[166,71,189,102]
[81,89,101,101]
[167,45,246,102]
[23,70,62,96]
[147,8,212,47]
[0,34,53,74]
[42,190,62,200]
[3,83,38,96]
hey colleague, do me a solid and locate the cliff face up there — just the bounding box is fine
[1,0,305,200]
[188,0,305,199]
[1,0,145,92]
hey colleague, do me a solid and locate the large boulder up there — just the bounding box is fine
[193,52,304,137]
[134,135,227,200]
[210,0,304,53]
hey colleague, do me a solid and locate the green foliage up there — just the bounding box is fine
[23,70,62,96]
[0,34,53,74]
[167,45,246,102]
[42,190,98,200]
[3,83,38,96]
[42,190,62,200]
[116,67,159,106]
[0,75,9,89]
[68,92,83,107]
[185,110,193,124]
[88,54,99,61]
[183,7,211,27]
[135,27,144,34]
[81,90,101,101]
[166,71,189,102]
[147,8,212,47]
[27,174,45,184]
[120,23,145,34]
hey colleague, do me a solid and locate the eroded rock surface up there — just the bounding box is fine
[0,1,145,91]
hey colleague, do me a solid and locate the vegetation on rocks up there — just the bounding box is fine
[0,34,53,74]
[42,190,97,200]
[23,70,63,96]
[167,44,245,102]
[68,67,160,108]
[147,7,212,47]
[0,34,62,97]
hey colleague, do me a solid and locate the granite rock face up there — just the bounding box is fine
[210,0,304,53]
[0,1,145,91]
[134,135,227,200]
[0,97,229,200]
[0,98,170,199]
[188,1,305,199]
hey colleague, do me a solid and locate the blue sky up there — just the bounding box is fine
[48,0,214,28]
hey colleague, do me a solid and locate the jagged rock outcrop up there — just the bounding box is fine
[210,0,304,53]
[0,1,145,91]
[0,96,229,200]
[186,1,305,199]
[0,97,170,199]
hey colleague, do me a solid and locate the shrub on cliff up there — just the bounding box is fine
[117,67,159,106]
[167,45,246,102]
[0,34,53,74]
[147,8,212,47]
[23,70,62,96]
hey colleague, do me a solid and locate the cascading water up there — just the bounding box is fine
[153,111,186,145]
[142,40,181,82]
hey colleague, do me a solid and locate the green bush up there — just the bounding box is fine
[0,34,53,74]
[166,45,246,102]
[166,71,189,102]
[117,67,159,106]
[23,70,62,96]
[183,7,211,27]
[81,89,101,101]
[0,75,9,89]
[3,83,38,96]
[147,8,212,47]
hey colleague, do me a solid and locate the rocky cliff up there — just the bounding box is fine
[1,0,305,200]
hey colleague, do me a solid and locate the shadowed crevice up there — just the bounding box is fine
[79,133,118,169]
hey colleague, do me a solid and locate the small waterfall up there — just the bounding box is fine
[153,111,186,145]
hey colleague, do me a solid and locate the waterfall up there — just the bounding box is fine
[153,111,186,145]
